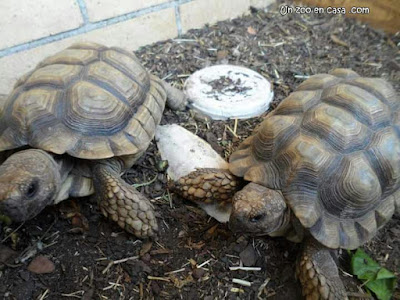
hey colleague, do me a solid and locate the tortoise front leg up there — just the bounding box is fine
[169,168,241,206]
[162,80,188,111]
[92,159,158,238]
[169,168,241,222]
[296,239,348,300]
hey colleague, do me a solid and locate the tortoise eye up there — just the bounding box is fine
[250,213,265,223]
[26,180,39,198]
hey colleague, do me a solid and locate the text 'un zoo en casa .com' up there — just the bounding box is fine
[280,5,370,16]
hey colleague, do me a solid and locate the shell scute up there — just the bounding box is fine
[39,48,98,67]
[0,43,167,159]
[101,49,149,91]
[321,84,391,129]
[302,103,371,153]
[296,74,341,91]
[365,128,400,197]
[86,61,145,108]
[25,64,83,88]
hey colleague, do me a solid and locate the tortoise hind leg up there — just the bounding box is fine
[296,239,348,300]
[92,159,158,238]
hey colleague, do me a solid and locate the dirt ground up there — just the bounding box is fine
[1,1,399,299]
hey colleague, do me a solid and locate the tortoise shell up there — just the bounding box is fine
[0,42,166,159]
[230,68,400,249]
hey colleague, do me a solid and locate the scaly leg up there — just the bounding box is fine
[169,168,241,206]
[92,159,158,238]
[162,81,188,111]
[296,239,348,300]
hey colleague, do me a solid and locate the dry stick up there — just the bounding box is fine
[229,266,262,271]
[61,291,84,298]
[38,289,50,300]
[233,118,238,136]
[147,276,171,282]
[102,256,139,274]
[225,125,238,138]
[164,268,186,275]
[1,222,25,243]
[257,278,271,300]
[197,259,212,268]
[232,278,252,287]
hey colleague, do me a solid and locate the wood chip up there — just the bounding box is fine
[330,34,349,47]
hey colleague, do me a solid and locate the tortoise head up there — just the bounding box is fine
[0,149,61,222]
[229,183,288,235]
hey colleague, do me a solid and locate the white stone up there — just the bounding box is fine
[155,124,232,223]
[155,124,228,180]
[185,65,274,120]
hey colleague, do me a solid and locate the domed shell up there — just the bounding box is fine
[230,68,400,249]
[0,42,166,159]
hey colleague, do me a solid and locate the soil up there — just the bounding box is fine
[1,1,399,299]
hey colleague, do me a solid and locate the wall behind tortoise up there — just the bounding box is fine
[295,0,400,34]
[0,0,275,95]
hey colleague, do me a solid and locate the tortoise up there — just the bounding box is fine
[0,42,187,239]
[171,69,400,299]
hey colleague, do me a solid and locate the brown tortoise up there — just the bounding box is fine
[172,69,400,299]
[0,42,186,239]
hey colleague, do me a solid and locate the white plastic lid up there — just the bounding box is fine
[184,65,274,120]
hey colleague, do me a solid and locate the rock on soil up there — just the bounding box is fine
[27,256,55,274]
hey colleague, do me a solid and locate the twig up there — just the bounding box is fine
[225,125,238,138]
[232,278,252,287]
[102,256,139,274]
[61,291,84,298]
[147,276,170,282]
[133,174,158,188]
[38,289,49,300]
[197,259,212,268]
[229,266,262,271]
[233,119,238,136]
[103,281,123,291]
[1,222,25,243]
[257,278,270,299]
[164,268,186,275]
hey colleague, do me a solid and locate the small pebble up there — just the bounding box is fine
[192,268,205,279]
[141,253,151,263]
[153,182,163,192]
[19,271,30,282]
[27,256,55,274]
[151,281,161,295]
[239,244,257,267]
